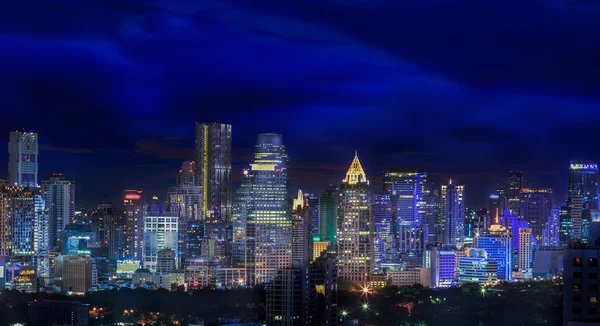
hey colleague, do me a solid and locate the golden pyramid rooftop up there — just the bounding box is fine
[343,150,368,185]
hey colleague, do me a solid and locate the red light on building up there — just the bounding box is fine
[125,194,141,200]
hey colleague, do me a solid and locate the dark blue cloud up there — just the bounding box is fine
[0,0,599,207]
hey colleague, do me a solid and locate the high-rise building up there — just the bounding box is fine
[507,171,523,216]
[41,174,75,248]
[519,188,553,242]
[423,189,440,246]
[143,214,179,273]
[563,221,600,324]
[319,186,337,245]
[474,223,513,281]
[91,195,118,260]
[156,249,176,275]
[28,300,89,326]
[8,131,38,187]
[337,152,373,284]
[569,160,599,211]
[518,228,533,275]
[244,134,291,285]
[195,122,232,222]
[543,206,560,247]
[305,193,320,240]
[397,224,427,256]
[123,190,144,261]
[441,180,465,246]
[382,167,427,227]
[374,193,394,265]
[309,252,338,326]
[564,194,585,241]
[54,255,93,293]
[168,161,202,265]
[291,190,311,268]
[431,247,457,288]
[457,248,498,286]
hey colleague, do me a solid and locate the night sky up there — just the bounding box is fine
[1,1,600,208]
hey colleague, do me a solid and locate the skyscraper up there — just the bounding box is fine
[244,134,291,285]
[291,190,311,268]
[519,188,553,241]
[8,131,38,187]
[423,189,440,246]
[382,167,427,227]
[564,194,585,242]
[507,171,523,216]
[337,152,373,284]
[518,228,533,274]
[431,247,457,288]
[41,174,75,248]
[543,206,560,246]
[569,160,599,211]
[319,186,338,245]
[441,180,465,246]
[195,122,232,221]
[304,193,320,240]
[92,195,118,260]
[143,214,179,273]
[123,190,144,261]
[374,193,394,266]
[475,223,513,282]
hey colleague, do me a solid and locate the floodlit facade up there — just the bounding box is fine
[337,152,373,284]
[382,167,427,227]
[41,174,75,248]
[518,228,533,274]
[441,180,465,246]
[475,223,513,281]
[569,160,599,211]
[195,122,232,221]
[543,206,560,246]
[431,247,457,288]
[8,131,38,187]
[143,215,179,273]
[123,189,144,261]
[458,248,498,286]
[319,186,338,245]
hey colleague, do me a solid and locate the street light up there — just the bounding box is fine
[341,310,348,318]
[362,302,369,311]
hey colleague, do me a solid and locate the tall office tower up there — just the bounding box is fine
[41,174,75,248]
[0,189,10,257]
[563,221,600,324]
[231,187,249,267]
[143,214,179,272]
[8,131,38,187]
[518,228,533,273]
[569,160,599,211]
[195,122,232,222]
[123,190,144,261]
[488,194,502,231]
[34,193,50,282]
[319,185,338,245]
[507,171,523,216]
[374,193,394,266]
[309,252,338,326]
[474,223,513,281]
[441,180,465,246]
[168,162,202,265]
[431,247,457,288]
[156,249,177,275]
[566,194,585,241]
[244,134,291,285]
[266,268,305,326]
[382,167,427,227]
[305,193,320,240]
[423,189,440,245]
[519,188,553,241]
[543,206,560,246]
[91,195,118,260]
[291,190,311,267]
[496,180,508,215]
[337,152,373,284]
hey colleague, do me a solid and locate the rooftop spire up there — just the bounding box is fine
[344,151,367,185]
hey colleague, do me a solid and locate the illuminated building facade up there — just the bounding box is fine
[319,185,337,245]
[195,122,232,222]
[518,228,533,275]
[291,190,311,268]
[41,174,75,248]
[569,160,599,211]
[474,223,513,281]
[305,193,320,241]
[374,193,394,266]
[457,248,498,286]
[431,247,457,288]
[143,214,179,273]
[424,189,440,246]
[123,189,144,261]
[519,188,553,241]
[507,171,523,216]
[441,180,465,246]
[398,224,427,256]
[382,167,427,227]
[8,131,38,187]
[543,206,560,246]
[54,255,93,293]
[244,133,291,285]
[336,152,373,284]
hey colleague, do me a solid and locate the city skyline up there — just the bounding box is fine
[2,2,600,208]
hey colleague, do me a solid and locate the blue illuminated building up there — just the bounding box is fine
[475,223,513,282]
[569,160,599,211]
